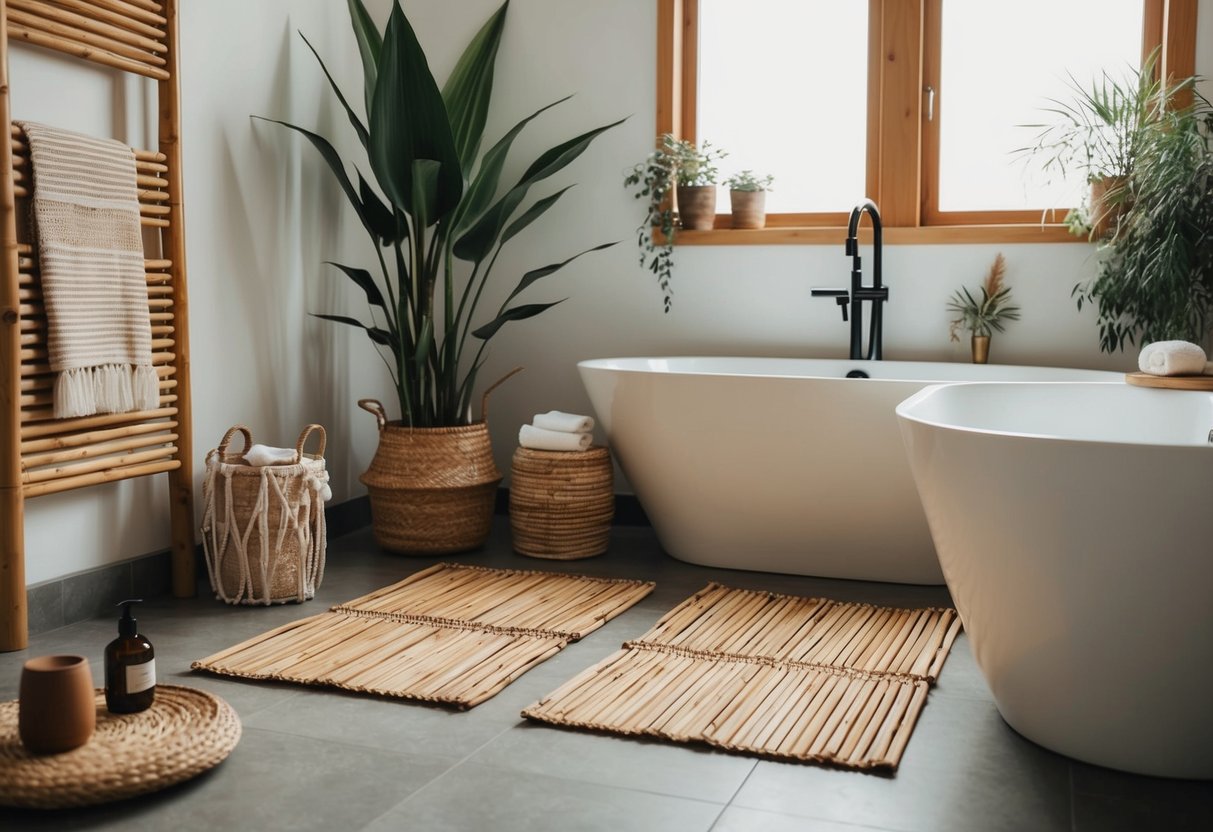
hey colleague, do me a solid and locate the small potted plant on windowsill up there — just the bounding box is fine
[624,134,727,312]
[670,137,726,231]
[723,170,774,229]
[947,253,1021,363]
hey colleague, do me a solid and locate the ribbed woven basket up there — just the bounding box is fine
[201,425,328,605]
[358,370,520,555]
[509,445,614,559]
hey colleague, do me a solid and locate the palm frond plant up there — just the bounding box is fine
[948,253,1021,341]
[1016,50,1170,239]
[623,135,727,312]
[265,0,623,426]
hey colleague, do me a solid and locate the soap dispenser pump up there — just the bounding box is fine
[105,599,155,713]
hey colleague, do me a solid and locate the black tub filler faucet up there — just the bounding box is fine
[812,198,889,361]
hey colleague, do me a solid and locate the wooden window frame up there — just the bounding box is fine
[658,0,1198,244]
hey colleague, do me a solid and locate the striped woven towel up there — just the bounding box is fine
[19,121,158,419]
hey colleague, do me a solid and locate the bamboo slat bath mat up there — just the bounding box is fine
[522,583,961,770]
[192,563,654,708]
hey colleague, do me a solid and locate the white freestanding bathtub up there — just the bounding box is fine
[898,382,1213,778]
[578,357,1120,584]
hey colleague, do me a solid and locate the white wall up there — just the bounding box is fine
[13,0,1213,585]
[14,0,382,585]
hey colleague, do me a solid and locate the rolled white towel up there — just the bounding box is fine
[533,410,595,433]
[1137,341,1207,376]
[519,424,592,452]
[244,444,297,466]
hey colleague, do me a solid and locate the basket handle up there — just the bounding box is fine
[358,399,388,432]
[216,425,253,456]
[294,424,326,462]
[480,366,524,425]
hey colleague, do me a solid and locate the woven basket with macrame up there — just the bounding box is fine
[201,425,329,605]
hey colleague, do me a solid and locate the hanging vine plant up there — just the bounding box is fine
[623,134,726,312]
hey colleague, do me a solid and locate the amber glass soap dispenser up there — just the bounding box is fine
[105,599,155,713]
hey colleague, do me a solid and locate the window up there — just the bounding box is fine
[658,0,1199,242]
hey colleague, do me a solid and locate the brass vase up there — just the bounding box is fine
[971,334,990,364]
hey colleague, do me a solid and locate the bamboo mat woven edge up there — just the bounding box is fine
[521,583,961,770]
[191,563,655,709]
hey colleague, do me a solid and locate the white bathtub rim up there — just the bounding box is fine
[579,356,1122,385]
[896,381,1213,450]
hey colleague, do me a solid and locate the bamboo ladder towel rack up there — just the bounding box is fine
[0,0,194,651]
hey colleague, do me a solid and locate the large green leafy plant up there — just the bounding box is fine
[1074,81,1213,352]
[268,0,622,425]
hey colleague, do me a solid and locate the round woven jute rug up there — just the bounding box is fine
[0,684,241,809]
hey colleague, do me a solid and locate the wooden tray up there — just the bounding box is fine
[1125,372,1213,390]
[0,685,241,809]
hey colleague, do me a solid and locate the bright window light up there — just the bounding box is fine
[938,0,1142,212]
[697,0,868,214]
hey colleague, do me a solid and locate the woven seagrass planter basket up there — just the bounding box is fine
[358,399,502,555]
[509,445,614,559]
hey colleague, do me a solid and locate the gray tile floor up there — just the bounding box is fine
[1,519,1210,831]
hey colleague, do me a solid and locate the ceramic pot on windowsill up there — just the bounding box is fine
[729,190,766,229]
[677,184,717,230]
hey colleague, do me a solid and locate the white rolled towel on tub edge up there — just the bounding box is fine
[1137,341,1207,376]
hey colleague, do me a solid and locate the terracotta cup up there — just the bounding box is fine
[18,654,96,755]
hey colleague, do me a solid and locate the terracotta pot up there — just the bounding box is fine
[1089,175,1129,239]
[971,334,990,365]
[19,655,96,755]
[729,190,766,229]
[676,184,717,230]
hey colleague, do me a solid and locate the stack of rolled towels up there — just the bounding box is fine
[1137,341,1213,376]
[519,410,595,452]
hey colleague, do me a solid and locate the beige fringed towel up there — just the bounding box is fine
[19,121,158,418]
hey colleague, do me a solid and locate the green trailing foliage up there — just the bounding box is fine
[266,0,623,425]
[623,135,728,313]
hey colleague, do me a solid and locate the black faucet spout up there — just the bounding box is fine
[813,199,888,361]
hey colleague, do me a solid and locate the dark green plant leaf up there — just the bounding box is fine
[505,241,617,303]
[347,0,381,119]
[454,96,570,236]
[414,315,433,367]
[326,261,387,311]
[368,1,462,220]
[410,158,442,229]
[500,185,574,245]
[311,312,396,348]
[300,31,369,149]
[472,300,564,340]
[454,115,626,262]
[255,117,371,233]
[519,116,628,183]
[442,0,508,172]
[357,171,399,243]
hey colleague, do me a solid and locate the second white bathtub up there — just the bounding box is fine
[578,357,1120,584]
